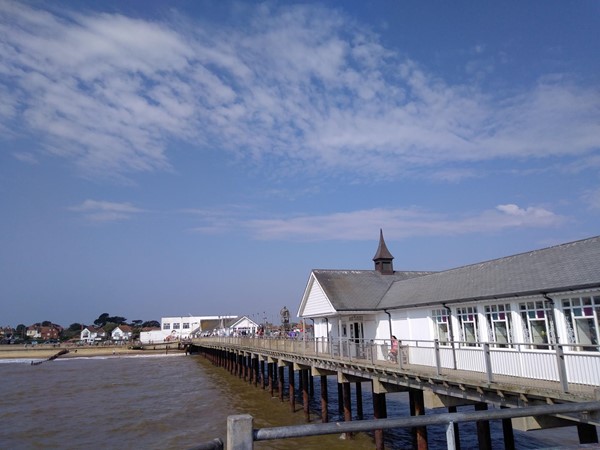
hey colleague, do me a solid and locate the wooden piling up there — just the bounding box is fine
[320,375,328,423]
[268,362,274,397]
[373,390,387,450]
[289,365,296,413]
[578,423,599,444]
[278,366,285,402]
[355,382,363,420]
[302,369,310,422]
[410,389,428,450]
[475,402,492,450]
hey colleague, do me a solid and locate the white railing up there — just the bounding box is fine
[192,336,600,394]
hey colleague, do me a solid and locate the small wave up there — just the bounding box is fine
[0,358,44,365]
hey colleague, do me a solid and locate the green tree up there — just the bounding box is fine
[94,313,110,327]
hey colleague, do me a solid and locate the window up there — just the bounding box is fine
[519,301,554,348]
[563,296,600,351]
[432,309,449,344]
[456,306,479,346]
[485,304,513,347]
[173,323,180,330]
[163,323,170,330]
[183,323,190,329]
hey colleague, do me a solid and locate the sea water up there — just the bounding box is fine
[0,354,585,449]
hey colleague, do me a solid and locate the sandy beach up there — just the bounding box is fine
[0,345,184,360]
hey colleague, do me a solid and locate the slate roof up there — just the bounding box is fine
[313,269,434,311]
[200,318,238,331]
[378,235,600,309]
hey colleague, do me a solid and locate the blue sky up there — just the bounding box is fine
[1,1,599,328]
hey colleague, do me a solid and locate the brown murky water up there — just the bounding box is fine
[0,354,585,449]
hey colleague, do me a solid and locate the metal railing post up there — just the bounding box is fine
[555,343,569,393]
[446,421,456,450]
[227,414,254,450]
[483,342,493,383]
[434,339,441,375]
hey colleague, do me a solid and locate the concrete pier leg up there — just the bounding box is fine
[302,369,310,422]
[577,423,599,444]
[356,382,363,420]
[338,383,344,416]
[320,375,328,423]
[409,389,428,450]
[268,362,274,397]
[448,406,461,450]
[309,373,315,397]
[278,366,285,402]
[475,402,492,450]
[289,365,296,413]
[500,406,514,450]
[373,391,387,450]
[260,360,266,388]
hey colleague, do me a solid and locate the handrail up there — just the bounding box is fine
[193,336,600,394]
[225,401,600,449]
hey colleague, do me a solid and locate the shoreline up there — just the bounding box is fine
[0,345,185,360]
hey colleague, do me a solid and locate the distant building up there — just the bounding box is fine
[80,326,106,344]
[139,316,238,343]
[111,325,133,342]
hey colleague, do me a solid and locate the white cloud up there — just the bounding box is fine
[69,199,145,222]
[13,152,38,164]
[0,2,598,180]
[582,188,600,211]
[190,203,566,241]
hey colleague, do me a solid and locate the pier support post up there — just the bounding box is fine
[356,382,363,420]
[268,362,274,397]
[260,360,266,388]
[342,381,353,439]
[289,365,296,413]
[278,366,285,402]
[302,369,310,422]
[309,373,314,397]
[320,375,328,423]
[343,382,352,422]
[475,402,492,450]
[337,383,344,416]
[253,357,259,387]
[373,390,387,450]
[500,406,514,450]
[578,423,599,444]
[409,389,428,450]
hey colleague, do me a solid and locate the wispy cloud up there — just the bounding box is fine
[13,152,38,164]
[1,2,598,180]
[189,203,566,241]
[69,199,145,222]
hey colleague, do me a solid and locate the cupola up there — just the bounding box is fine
[373,229,394,274]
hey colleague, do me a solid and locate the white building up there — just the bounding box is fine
[140,315,238,343]
[298,232,600,387]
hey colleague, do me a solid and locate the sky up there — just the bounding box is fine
[1,0,599,328]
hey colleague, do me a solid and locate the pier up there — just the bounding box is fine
[191,336,600,449]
